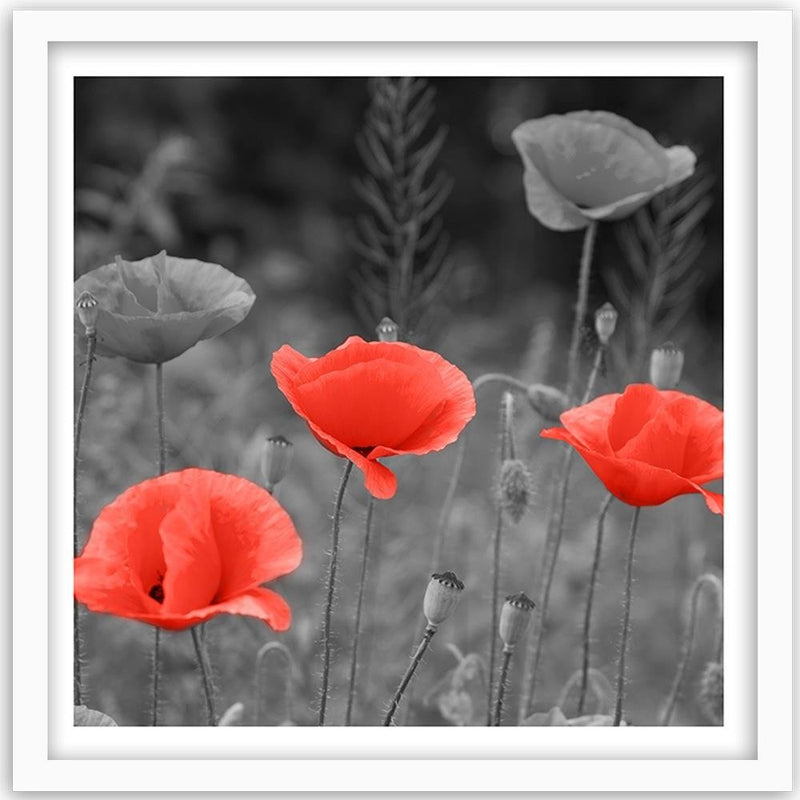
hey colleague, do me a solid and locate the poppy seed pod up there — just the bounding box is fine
[261,435,294,490]
[526,383,571,422]
[499,592,536,651]
[698,661,723,724]
[594,302,618,346]
[76,291,100,334]
[495,459,533,524]
[423,571,464,629]
[376,316,400,342]
[650,342,685,389]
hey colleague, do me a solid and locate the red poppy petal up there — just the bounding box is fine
[295,358,445,448]
[74,557,150,616]
[270,344,314,412]
[556,392,620,454]
[563,439,723,513]
[98,587,293,632]
[303,418,398,499]
[607,384,668,453]
[616,394,723,481]
[369,352,476,457]
[203,471,303,600]
[158,487,221,615]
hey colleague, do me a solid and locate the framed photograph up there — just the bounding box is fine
[12,6,792,793]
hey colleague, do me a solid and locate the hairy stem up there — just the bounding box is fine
[566,221,598,400]
[73,331,97,706]
[487,504,504,723]
[191,626,218,725]
[151,362,166,726]
[660,573,723,725]
[319,459,354,725]
[517,446,574,722]
[581,345,605,405]
[578,492,614,715]
[431,372,526,573]
[383,626,436,726]
[614,506,642,726]
[345,496,376,725]
[493,648,514,726]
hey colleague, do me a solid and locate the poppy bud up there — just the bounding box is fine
[261,435,294,490]
[76,291,99,335]
[376,316,399,342]
[697,661,723,724]
[594,302,618,346]
[499,592,535,651]
[423,571,464,629]
[495,459,533,524]
[526,383,571,422]
[650,342,684,389]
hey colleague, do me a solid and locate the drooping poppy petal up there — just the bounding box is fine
[541,384,723,513]
[271,336,476,499]
[512,111,696,231]
[74,251,255,363]
[74,468,302,630]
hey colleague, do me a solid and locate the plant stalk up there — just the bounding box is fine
[191,626,218,725]
[660,573,723,725]
[614,506,642,726]
[566,221,598,400]
[319,459,354,725]
[345,496,376,725]
[73,330,97,706]
[577,492,614,715]
[383,626,436,726]
[493,648,514,726]
[487,504,504,723]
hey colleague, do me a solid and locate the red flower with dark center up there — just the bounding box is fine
[541,384,723,513]
[271,336,476,499]
[74,469,302,630]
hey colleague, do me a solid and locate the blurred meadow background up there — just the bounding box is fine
[75,76,723,726]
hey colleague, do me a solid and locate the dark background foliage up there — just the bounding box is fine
[75,77,723,726]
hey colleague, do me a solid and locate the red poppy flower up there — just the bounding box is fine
[271,336,476,499]
[541,384,723,513]
[74,468,302,630]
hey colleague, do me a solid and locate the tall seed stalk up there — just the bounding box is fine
[352,77,454,336]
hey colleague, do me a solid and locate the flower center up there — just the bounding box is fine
[148,580,165,604]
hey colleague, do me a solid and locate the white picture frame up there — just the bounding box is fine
[11,5,792,793]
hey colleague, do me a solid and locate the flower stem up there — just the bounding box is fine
[431,372,527,573]
[581,345,605,405]
[191,626,218,725]
[660,573,723,726]
[73,330,97,706]
[577,492,613,716]
[517,446,574,722]
[383,626,436,726]
[345,496,376,726]
[319,458,354,725]
[566,221,598,401]
[493,648,514,726]
[614,506,642,726]
[487,504,505,724]
[151,362,166,726]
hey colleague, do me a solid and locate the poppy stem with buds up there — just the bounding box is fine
[566,221,598,401]
[319,459,354,725]
[578,492,614,716]
[73,330,97,706]
[345,496,376,726]
[614,505,642,726]
[191,626,218,725]
[151,362,166,726]
[660,573,723,726]
[493,648,514,726]
[383,626,436,726]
